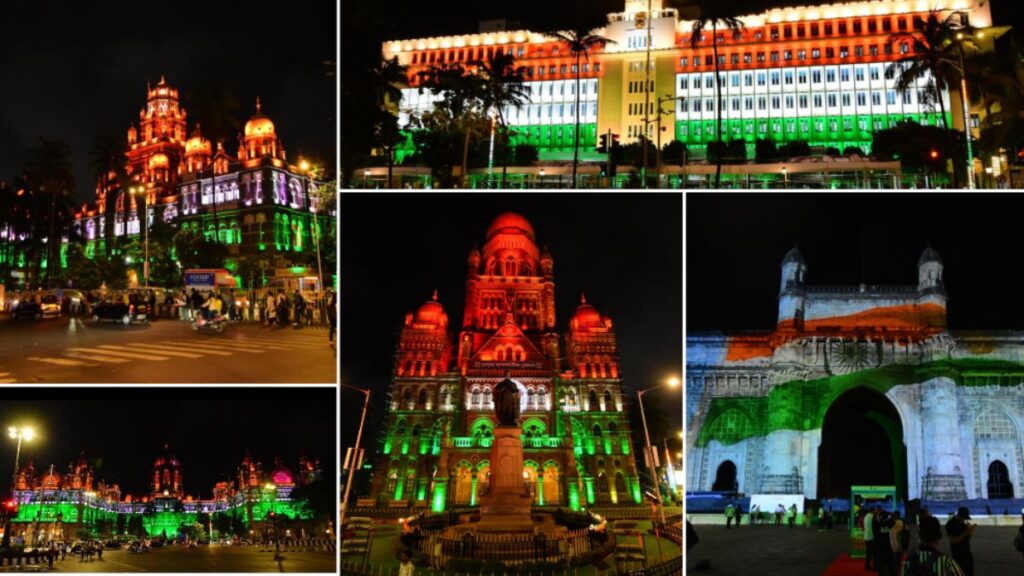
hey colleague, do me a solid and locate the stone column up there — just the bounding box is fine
[919,377,967,500]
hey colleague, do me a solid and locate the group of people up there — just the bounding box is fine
[726,502,802,528]
[861,505,995,576]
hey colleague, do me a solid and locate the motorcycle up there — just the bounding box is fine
[192,313,227,333]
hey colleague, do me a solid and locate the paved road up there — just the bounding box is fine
[0,315,335,383]
[686,522,1024,575]
[25,546,337,572]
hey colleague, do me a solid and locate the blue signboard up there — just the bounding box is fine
[184,271,216,288]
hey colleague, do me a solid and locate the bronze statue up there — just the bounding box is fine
[493,372,521,426]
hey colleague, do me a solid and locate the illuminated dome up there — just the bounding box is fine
[148,153,170,168]
[271,459,294,486]
[244,97,276,138]
[414,290,448,326]
[185,126,212,155]
[571,294,603,328]
[486,212,535,242]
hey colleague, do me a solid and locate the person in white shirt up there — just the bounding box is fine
[398,550,415,576]
[864,507,876,571]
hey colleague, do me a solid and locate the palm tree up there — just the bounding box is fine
[971,43,1024,159]
[418,64,486,187]
[474,51,530,188]
[90,134,128,257]
[371,57,409,187]
[690,1,745,189]
[887,11,975,186]
[24,139,75,287]
[551,27,611,188]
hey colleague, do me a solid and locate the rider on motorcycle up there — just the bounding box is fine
[201,291,223,321]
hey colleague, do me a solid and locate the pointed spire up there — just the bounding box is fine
[432,289,438,301]
[580,292,586,305]
[159,74,166,84]
[255,96,262,113]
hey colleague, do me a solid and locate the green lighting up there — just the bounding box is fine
[631,477,642,504]
[431,480,447,512]
[584,478,595,505]
[567,483,580,511]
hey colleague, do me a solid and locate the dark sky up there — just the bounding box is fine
[339,192,683,454]
[687,193,1024,333]
[0,0,335,203]
[0,387,335,500]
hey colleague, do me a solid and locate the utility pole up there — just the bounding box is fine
[641,0,653,188]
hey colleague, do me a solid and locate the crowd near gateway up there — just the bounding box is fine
[686,246,1023,503]
[372,0,1008,188]
[0,77,333,291]
[2,445,324,544]
[370,213,645,511]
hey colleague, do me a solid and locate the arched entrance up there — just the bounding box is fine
[712,460,738,492]
[817,387,907,499]
[987,460,1014,498]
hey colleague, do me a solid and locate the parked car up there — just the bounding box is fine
[92,295,150,325]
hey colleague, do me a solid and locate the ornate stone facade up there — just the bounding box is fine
[688,247,1024,501]
[371,213,641,511]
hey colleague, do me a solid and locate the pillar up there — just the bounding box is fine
[431,478,447,512]
[919,377,967,500]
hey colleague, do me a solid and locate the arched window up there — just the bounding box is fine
[504,257,516,276]
[615,472,628,494]
[538,387,548,410]
[987,461,1014,498]
[589,390,599,411]
[471,387,481,407]
[440,386,452,409]
[603,390,613,410]
[609,421,618,434]
[518,260,531,276]
[597,473,608,492]
[706,410,755,446]
[527,388,536,409]
[593,424,603,438]
[483,387,492,408]
[417,389,427,408]
[401,389,412,408]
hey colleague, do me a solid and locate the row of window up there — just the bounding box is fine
[679,63,919,92]
[690,14,918,47]
[681,89,923,114]
[676,115,941,139]
[682,42,910,69]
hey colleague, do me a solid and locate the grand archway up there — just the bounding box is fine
[712,460,738,492]
[817,387,907,500]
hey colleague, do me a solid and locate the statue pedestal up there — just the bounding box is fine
[477,426,535,533]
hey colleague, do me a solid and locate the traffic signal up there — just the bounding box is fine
[4,499,17,514]
[635,11,647,30]
[598,133,609,154]
[929,149,939,160]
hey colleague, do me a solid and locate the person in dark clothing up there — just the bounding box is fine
[905,516,965,576]
[148,291,157,320]
[945,506,976,576]
[326,288,337,348]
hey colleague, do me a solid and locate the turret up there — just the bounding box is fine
[918,245,944,294]
[777,246,807,329]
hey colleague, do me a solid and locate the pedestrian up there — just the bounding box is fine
[265,291,276,326]
[1014,507,1024,561]
[326,288,337,348]
[904,515,965,576]
[724,501,734,529]
[945,506,976,576]
[97,542,103,561]
[864,506,876,572]
[817,505,825,530]
[877,510,894,576]
[148,290,157,320]
[398,549,415,576]
[775,503,784,527]
[788,503,797,528]
[890,510,907,573]
[735,502,743,527]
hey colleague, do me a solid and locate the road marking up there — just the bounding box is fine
[124,344,207,358]
[156,342,235,356]
[205,342,274,352]
[29,357,91,367]
[66,347,170,361]
[232,336,325,348]
[66,352,130,364]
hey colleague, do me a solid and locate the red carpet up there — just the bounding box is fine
[821,553,870,576]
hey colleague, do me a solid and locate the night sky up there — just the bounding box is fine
[0,0,335,203]
[687,193,1024,333]
[0,388,335,500]
[339,193,683,454]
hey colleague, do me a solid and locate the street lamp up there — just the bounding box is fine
[4,426,34,548]
[781,166,789,188]
[340,384,371,532]
[299,160,325,294]
[363,169,371,189]
[130,186,149,287]
[638,377,678,524]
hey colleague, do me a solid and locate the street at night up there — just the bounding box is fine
[0,316,334,384]
[22,545,337,573]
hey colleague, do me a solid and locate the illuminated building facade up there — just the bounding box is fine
[370,213,641,511]
[383,0,998,159]
[73,77,332,288]
[687,247,1024,502]
[7,446,322,544]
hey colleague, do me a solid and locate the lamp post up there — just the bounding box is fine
[954,27,978,189]
[637,377,679,524]
[781,166,789,189]
[130,186,149,287]
[4,426,34,548]
[340,384,371,532]
[299,160,325,293]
